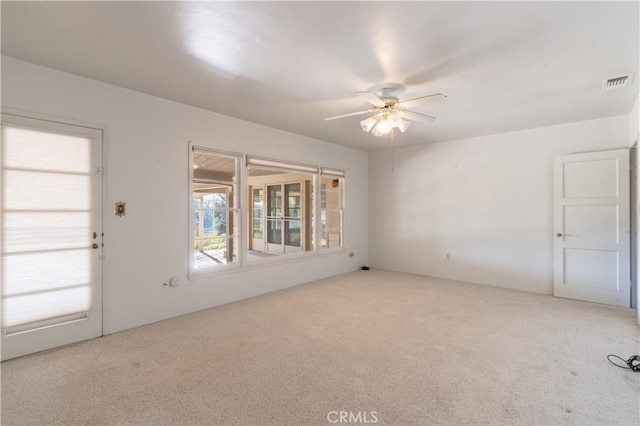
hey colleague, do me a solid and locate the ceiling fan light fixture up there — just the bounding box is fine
[397,118,410,133]
[371,125,385,137]
[360,116,377,132]
[374,117,393,135]
[363,112,408,137]
[327,86,446,137]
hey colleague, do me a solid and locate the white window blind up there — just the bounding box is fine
[247,156,319,174]
[2,125,93,330]
[320,167,345,177]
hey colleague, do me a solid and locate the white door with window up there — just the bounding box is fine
[553,149,630,307]
[1,114,103,360]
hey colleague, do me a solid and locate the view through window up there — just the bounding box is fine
[192,149,239,269]
[190,148,345,275]
[248,165,314,259]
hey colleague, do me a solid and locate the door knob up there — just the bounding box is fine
[556,233,563,237]
[92,243,99,249]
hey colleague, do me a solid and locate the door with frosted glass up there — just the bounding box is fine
[1,114,103,360]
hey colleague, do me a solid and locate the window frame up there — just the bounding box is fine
[319,167,346,252]
[188,146,347,279]
[246,156,320,262]
[188,144,243,278]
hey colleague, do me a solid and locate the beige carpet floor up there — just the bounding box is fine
[1,269,639,425]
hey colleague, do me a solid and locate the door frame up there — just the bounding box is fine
[1,108,107,358]
[631,147,637,309]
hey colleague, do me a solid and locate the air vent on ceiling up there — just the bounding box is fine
[602,74,633,90]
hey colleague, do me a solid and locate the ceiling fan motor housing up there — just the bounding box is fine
[377,87,399,104]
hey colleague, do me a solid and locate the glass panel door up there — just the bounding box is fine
[263,182,306,254]
[250,187,264,251]
[266,184,283,253]
[284,183,302,251]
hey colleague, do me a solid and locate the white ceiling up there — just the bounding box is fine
[2,1,638,152]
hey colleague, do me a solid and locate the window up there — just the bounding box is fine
[320,169,344,250]
[251,187,264,240]
[190,147,240,273]
[189,148,346,275]
[246,157,316,259]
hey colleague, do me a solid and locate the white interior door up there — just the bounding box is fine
[1,114,103,360]
[553,149,630,307]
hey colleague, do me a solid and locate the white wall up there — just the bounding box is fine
[630,96,639,146]
[369,115,631,294]
[1,56,369,334]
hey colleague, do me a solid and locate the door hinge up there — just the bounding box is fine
[97,167,105,175]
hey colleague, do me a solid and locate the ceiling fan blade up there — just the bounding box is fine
[324,110,372,121]
[399,110,436,123]
[356,91,386,107]
[400,93,447,109]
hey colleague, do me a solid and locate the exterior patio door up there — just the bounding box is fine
[1,114,103,360]
[250,187,264,252]
[265,183,302,254]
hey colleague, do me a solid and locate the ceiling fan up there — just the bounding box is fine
[324,86,447,137]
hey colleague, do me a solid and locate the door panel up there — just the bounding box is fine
[563,205,618,244]
[285,220,301,246]
[267,219,283,244]
[553,149,630,306]
[564,249,618,290]
[265,184,283,253]
[563,159,619,198]
[1,114,103,360]
[250,187,264,251]
[284,183,302,252]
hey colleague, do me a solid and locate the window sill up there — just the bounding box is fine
[188,247,347,281]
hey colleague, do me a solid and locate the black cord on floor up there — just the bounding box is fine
[607,354,640,372]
